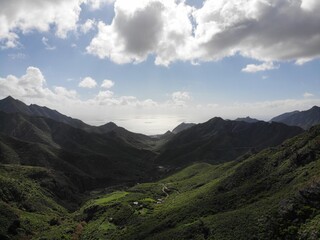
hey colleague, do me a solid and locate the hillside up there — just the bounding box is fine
[0,111,158,190]
[271,106,320,130]
[156,117,304,166]
[2,123,319,239]
[0,96,90,130]
[0,96,163,150]
[1,97,320,240]
[72,124,320,240]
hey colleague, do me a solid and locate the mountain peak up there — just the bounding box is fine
[0,95,31,114]
[3,95,15,101]
[172,122,196,134]
[97,121,119,132]
[235,116,260,123]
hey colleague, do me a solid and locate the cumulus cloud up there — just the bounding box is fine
[242,62,279,73]
[87,0,320,66]
[2,0,320,65]
[0,66,76,102]
[79,77,97,88]
[101,79,115,89]
[0,0,83,48]
[193,0,320,63]
[0,0,115,48]
[87,0,194,65]
[0,67,158,109]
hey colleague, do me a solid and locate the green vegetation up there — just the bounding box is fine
[1,97,320,239]
[72,125,320,239]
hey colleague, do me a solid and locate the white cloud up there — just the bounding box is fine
[0,66,75,101]
[80,19,96,34]
[300,0,320,11]
[1,66,320,134]
[242,62,279,73]
[295,58,312,66]
[79,77,97,88]
[2,0,320,65]
[54,86,78,99]
[303,92,314,98]
[86,0,320,66]
[171,91,191,106]
[101,79,115,89]
[0,0,83,48]
[42,37,56,50]
[87,0,195,66]
[193,0,320,63]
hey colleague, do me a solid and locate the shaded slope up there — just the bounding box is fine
[156,117,303,166]
[0,96,163,150]
[271,106,320,129]
[0,112,158,188]
[0,96,89,130]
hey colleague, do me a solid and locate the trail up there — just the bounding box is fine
[161,183,169,199]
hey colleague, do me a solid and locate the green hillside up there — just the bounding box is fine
[2,124,318,239]
[0,164,83,240]
[75,125,320,240]
[0,98,319,239]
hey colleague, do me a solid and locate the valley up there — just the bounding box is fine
[1,97,320,239]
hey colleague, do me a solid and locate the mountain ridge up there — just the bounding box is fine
[0,96,166,150]
[271,105,320,129]
[157,117,304,166]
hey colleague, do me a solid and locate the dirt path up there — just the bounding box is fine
[161,184,170,199]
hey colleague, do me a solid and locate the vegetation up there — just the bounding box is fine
[1,97,320,239]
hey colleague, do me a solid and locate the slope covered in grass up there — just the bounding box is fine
[77,125,320,239]
[0,164,84,239]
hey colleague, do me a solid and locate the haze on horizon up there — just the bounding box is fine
[0,0,320,134]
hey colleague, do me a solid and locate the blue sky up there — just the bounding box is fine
[0,0,320,134]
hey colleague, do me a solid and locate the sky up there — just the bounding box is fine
[0,0,320,134]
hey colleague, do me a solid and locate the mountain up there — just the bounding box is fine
[0,96,163,150]
[0,96,90,130]
[172,122,196,134]
[1,96,319,239]
[0,111,158,190]
[271,106,320,129]
[74,124,320,240]
[2,124,319,239]
[156,117,303,166]
[235,116,260,123]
